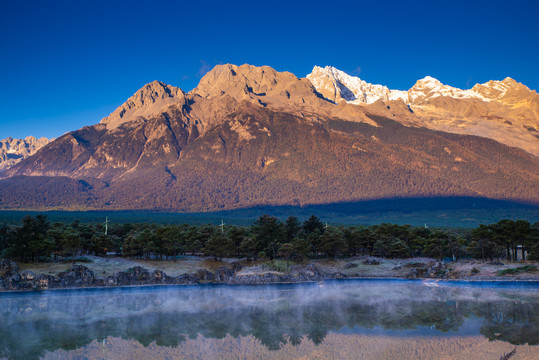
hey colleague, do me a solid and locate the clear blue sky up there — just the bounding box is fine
[1,0,538,139]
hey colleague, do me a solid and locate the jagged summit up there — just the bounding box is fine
[100,80,186,129]
[307,65,392,104]
[307,66,532,105]
[192,63,324,109]
[194,64,300,97]
[98,64,361,137]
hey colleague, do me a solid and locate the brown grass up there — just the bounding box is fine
[40,334,538,360]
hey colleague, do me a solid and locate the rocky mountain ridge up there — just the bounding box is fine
[307,66,539,157]
[307,65,535,105]
[0,136,51,171]
[0,64,538,210]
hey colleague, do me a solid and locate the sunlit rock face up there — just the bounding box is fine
[0,136,51,171]
[307,66,539,157]
[1,64,538,211]
[307,66,393,104]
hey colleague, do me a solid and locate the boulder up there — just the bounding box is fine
[20,270,37,281]
[151,270,166,284]
[195,269,215,282]
[0,259,19,274]
[36,274,55,289]
[363,258,380,265]
[215,267,235,282]
[114,266,152,286]
[106,275,118,286]
[425,261,448,278]
[16,270,39,290]
[176,273,198,285]
[230,262,244,272]
[304,264,321,277]
[56,265,96,287]
[0,259,21,290]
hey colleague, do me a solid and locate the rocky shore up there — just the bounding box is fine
[4,256,534,292]
[0,259,335,291]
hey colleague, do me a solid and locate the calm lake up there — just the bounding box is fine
[1,280,538,359]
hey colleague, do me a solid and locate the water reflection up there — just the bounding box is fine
[1,280,538,360]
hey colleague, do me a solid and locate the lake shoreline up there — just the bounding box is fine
[2,278,539,295]
[2,256,538,292]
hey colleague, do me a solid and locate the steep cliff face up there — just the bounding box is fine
[0,136,51,171]
[1,64,538,210]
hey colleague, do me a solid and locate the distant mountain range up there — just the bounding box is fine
[0,136,51,172]
[0,64,537,211]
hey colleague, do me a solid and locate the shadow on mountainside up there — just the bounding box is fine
[0,196,537,227]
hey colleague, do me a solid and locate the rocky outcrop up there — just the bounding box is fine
[0,136,51,171]
[0,257,526,291]
[0,259,338,291]
[405,261,449,279]
[229,264,326,284]
[105,266,184,286]
[0,259,20,289]
[56,265,96,287]
[214,267,235,282]
[1,260,98,290]
[100,81,187,130]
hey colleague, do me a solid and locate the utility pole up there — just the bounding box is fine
[105,217,109,236]
[220,219,225,234]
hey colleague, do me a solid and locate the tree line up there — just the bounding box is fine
[1,215,538,263]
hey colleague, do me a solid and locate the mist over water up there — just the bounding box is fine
[1,280,538,360]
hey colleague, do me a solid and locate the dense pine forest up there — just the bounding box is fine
[1,215,538,264]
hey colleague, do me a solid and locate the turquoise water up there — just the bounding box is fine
[1,280,538,359]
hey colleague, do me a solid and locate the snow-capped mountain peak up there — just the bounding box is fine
[307,66,391,104]
[306,66,526,105]
[416,76,442,86]
[408,76,479,102]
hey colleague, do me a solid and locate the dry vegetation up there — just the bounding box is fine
[40,334,538,360]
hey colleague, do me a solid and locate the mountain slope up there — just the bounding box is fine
[307,66,539,157]
[1,64,538,210]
